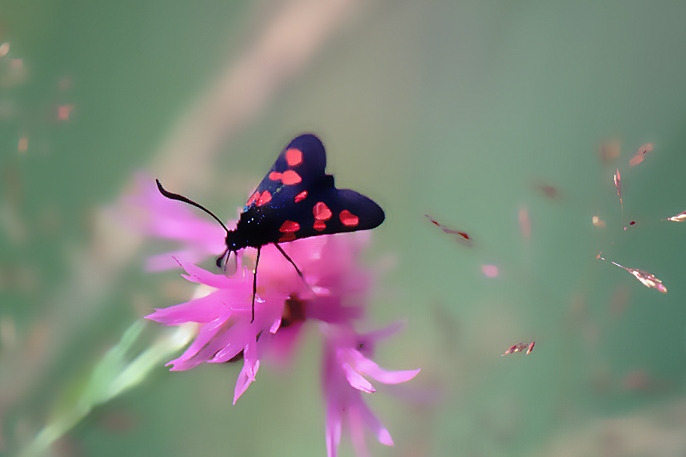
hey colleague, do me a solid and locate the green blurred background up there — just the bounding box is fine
[2,1,686,456]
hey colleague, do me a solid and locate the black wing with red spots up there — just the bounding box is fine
[272,187,385,243]
[243,134,327,212]
[237,134,384,247]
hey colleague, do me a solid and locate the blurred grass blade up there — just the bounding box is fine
[19,320,196,457]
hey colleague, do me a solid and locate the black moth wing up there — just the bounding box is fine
[315,188,385,234]
[243,134,327,213]
[274,187,385,242]
[238,134,384,246]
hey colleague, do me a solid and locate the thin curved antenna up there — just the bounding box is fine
[156,179,230,234]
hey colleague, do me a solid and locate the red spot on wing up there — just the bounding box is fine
[285,148,303,166]
[256,190,272,206]
[281,170,302,185]
[294,190,308,203]
[457,231,470,240]
[313,202,332,221]
[339,210,359,227]
[313,220,326,231]
[269,171,282,181]
[246,191,260,206]
[279,233,296,242]
[279,220,300,233]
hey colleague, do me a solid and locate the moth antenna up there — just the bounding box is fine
[156,179,230,235]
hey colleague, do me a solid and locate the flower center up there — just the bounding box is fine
[281,294,307,328]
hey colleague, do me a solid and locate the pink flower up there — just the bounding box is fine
[133,175,419,456]
[322,324,420,457]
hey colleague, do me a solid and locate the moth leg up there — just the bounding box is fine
[225,251,238,275]
[216,247,229,269]
[251,246,261,323]
[274,243,304,280]
[274,243,316,295]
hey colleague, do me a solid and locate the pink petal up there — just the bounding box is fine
[243,340,259,381]
[190,323,248,364]
[145,293,229,325]
[326,404,342,457]
[209,343,244,364]
[270,317,282,334]
[152,217,223,244]
[357,399,394,446]
[264,324,303,366]
[233,341,260,404]
[348,405,370,457]
[208,322,251,363]
[176,259,235,289]
[370,367,421,385]
[124,174,227,260]
[308,296,363,323]
[166,317,226,370]
[233,359,260,405]
[349,350,420,384]
[377,428,393,446]
[343,362,376,393]
[359,321,405,344]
